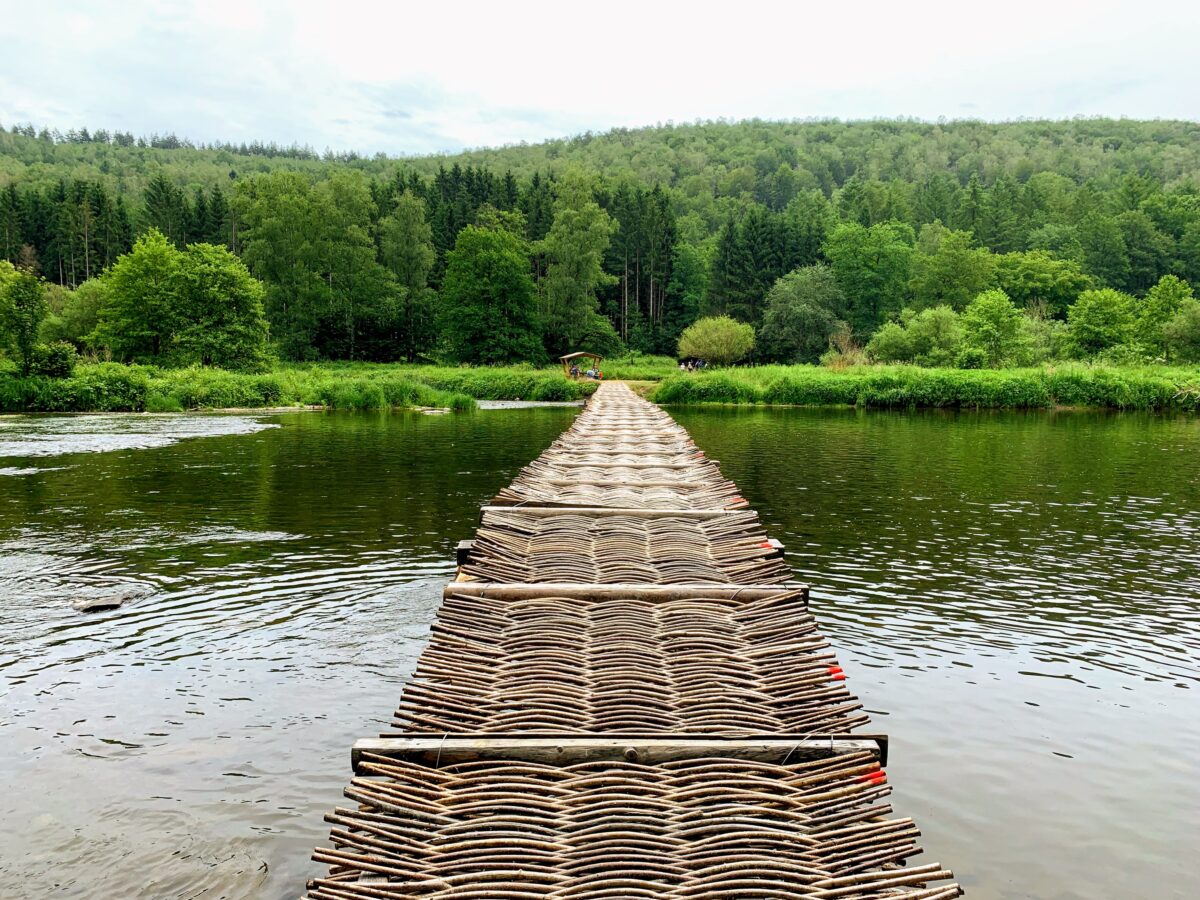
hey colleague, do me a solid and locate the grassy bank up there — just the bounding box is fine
[650,364,1200,410]
[280,362,597,403]
[0,362,594,412]
[4,359,1198,413]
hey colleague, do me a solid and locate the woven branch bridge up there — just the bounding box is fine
[306,382,963,899]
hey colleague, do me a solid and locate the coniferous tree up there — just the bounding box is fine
[705,218,740,317]
[0,185,22,262]
[143,173,188,247]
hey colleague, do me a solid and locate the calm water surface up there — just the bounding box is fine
[1,406,1197,899]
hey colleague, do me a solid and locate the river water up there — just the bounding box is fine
[0,406,1196,899]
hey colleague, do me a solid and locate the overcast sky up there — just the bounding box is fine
[1,0,1197,155]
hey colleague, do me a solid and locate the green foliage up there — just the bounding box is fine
[864,322,912,364]
[677,316,755,366]
[910,227,997,309]
[539,172,617,356]
[576,311,624,358]
[0,361,586,412]
[309,377,472,412]
[598,353,680,381]
[822,222,915,336]
[650,364,1200,410]
[1137,275,1194,357]
[91,230,269,369]
[1026,224,1085,264]
[1078,214,1131,289]
[439,225,544,364]
[1,270,49,374]
[0,362,149,411]
[94,228,180,359]
[401,366,589,401]
[147,367,286,408]
[961,290,1025,367]
[1016,314,1066,366]
[758,265,845,363]
[663,243,707,338]
[866,306,963,366]
[174,243,270,370]
[29,341,78,378]
[41,278,109,350]
[236,170,398,361]
[234,172,326,358]
[1067,288,1137,357]
[905,307,964,366]
[955,347,987,369]
[704,200,827,325]
[379,191,438,361]
[8,119,1200,370]
[1163,299,1200,363]
[994,251,1091,317]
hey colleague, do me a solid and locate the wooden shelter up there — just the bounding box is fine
[559,350,602,378]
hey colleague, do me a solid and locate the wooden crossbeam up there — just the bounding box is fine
[442,581,809,603]
[353,734,887,770]
[480,504,742,518]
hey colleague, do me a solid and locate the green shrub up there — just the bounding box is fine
[956,347,987,369]
[145,390,184,412]
[962,290,1025,367]
[29,341,78,378]
[530,378,577,401]
[677,316,755,365]
[865,322,913,363]
[1164,299,1200,362]
[1067,289,1136,357]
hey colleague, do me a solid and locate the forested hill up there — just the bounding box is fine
[2,117,1200,366]
[4,118,1200,216]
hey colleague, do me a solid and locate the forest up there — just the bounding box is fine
[2,117,1200,378]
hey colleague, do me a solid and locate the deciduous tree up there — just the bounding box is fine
[758,265,846,363]
[440,224,543,364]
[1,268,48,374]
[379,191,438,361]
[677,315,754,366]
[961,290,1025,367]
[1066,288,1136,357]
[539,173,617,356]
[94,228,181,360]
[822,222,915,337]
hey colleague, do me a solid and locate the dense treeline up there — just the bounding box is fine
[3,118,1200,369]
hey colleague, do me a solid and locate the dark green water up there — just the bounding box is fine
[1,407,1197,899]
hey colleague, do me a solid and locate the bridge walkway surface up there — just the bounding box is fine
[304,381,963,899]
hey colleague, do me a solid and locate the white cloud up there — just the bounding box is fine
[0,0,1196,154]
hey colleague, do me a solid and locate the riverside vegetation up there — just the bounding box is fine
[2,118,1200,411]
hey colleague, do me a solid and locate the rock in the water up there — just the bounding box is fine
[72,596,125,612]
[71,585,149,613]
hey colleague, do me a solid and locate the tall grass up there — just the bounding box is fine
[651,364,1200,411]
[7,359,1195,413]
[277,362,595,402]
[0,363,474,412]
